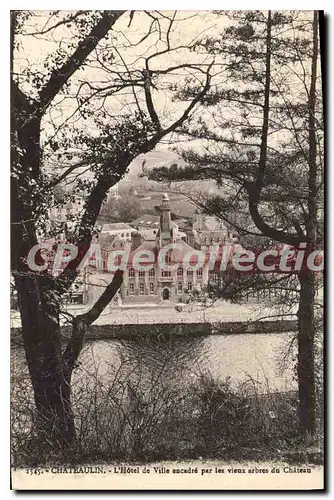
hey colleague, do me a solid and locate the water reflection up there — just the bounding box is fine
[72,332,296,393]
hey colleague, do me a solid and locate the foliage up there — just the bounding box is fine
[11,10,215,446]
[100,190,144,223]
[148,10,323,438]
[12,342,322,467]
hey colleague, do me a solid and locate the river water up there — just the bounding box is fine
[11,332,297,393]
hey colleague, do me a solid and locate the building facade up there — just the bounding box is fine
[83,194,217,307]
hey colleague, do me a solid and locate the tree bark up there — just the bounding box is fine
[297,271,316,436]
[15,269,124,450]
[15,274,76,448]
[62,270,124,377]
[295,10,319,438]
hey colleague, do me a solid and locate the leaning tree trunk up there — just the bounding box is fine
[15,274,76,449]
[297,270,316,437]
[15,268,124,450]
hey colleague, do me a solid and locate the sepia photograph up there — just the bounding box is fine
[10,8,324,490]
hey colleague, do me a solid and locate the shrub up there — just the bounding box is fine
[11,345,302,466]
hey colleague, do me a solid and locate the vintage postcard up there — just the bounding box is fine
[11,9,324,490]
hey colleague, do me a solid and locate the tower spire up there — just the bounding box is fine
[159,193,172,242]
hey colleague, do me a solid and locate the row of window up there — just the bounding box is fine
[128,268,203,278]
[129,268,155,278]
[126,282,194,296]
[209,272,222,282]
[128,282,155,295]
[202,236,227,245]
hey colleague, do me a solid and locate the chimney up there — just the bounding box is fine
[131,231,142,249]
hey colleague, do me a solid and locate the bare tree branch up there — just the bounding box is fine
[62,269,123,373]
[38,10,125,112]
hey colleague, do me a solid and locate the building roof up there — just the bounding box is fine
[101,223,134,232]
[99,236,133,252]
[95,234,244,272]
[126,238,201,266]
[131,214,177,229]
[131,214,160,227]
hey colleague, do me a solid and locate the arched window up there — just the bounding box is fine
[149,268,155,278]
[177,267,183,278]
[128,268,135,279]
[165,251,172,264]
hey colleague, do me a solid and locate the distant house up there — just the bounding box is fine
[189,213,231,250]
[131,213,179,240]
[100,222,136,242]
[50,194,86,224]
[48,192,87,240]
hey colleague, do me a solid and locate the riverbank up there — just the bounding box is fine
[11,365,323,483]
[10,299,298,340]
[11,319,297,342]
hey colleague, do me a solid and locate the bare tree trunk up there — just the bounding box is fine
[297,271,316,436]
[295,9,319,439]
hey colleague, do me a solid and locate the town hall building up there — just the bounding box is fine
[120,193,209,304]
[83,193,216,307]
